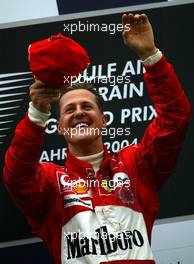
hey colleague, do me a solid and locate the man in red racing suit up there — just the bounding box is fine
[3,13,191,264]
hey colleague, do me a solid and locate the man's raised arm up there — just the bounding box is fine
[3,81,61,220]
[122,13,192,190]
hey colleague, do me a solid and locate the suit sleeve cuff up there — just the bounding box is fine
[142,49,162,66]
[28,102,51,127]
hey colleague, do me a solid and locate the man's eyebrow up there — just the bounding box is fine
[63,103,74,109]
[63,101,94,108]
[82,101,94,104]
[60,103,74,112]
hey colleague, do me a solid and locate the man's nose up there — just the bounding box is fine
[73,106,85,118]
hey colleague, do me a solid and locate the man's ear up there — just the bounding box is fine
[57,121,63,135]
[102,114,107,128]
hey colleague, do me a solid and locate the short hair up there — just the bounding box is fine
[59,82,104,113]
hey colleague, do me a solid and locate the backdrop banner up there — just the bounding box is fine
[57,0,167,14]
[0,2,193,249]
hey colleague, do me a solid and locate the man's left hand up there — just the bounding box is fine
[122,13,158,60]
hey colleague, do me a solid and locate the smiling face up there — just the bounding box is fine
[57,89,106,154]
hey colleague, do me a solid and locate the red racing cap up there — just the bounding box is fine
[28,33,90,87]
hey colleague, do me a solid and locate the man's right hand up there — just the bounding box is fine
[29,80,61,113]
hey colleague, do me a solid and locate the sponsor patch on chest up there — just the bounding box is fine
[57,171,93,209]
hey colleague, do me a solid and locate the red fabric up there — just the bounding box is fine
[100,261,155,264]
[28,33,90,86]
[3,55,191,264]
